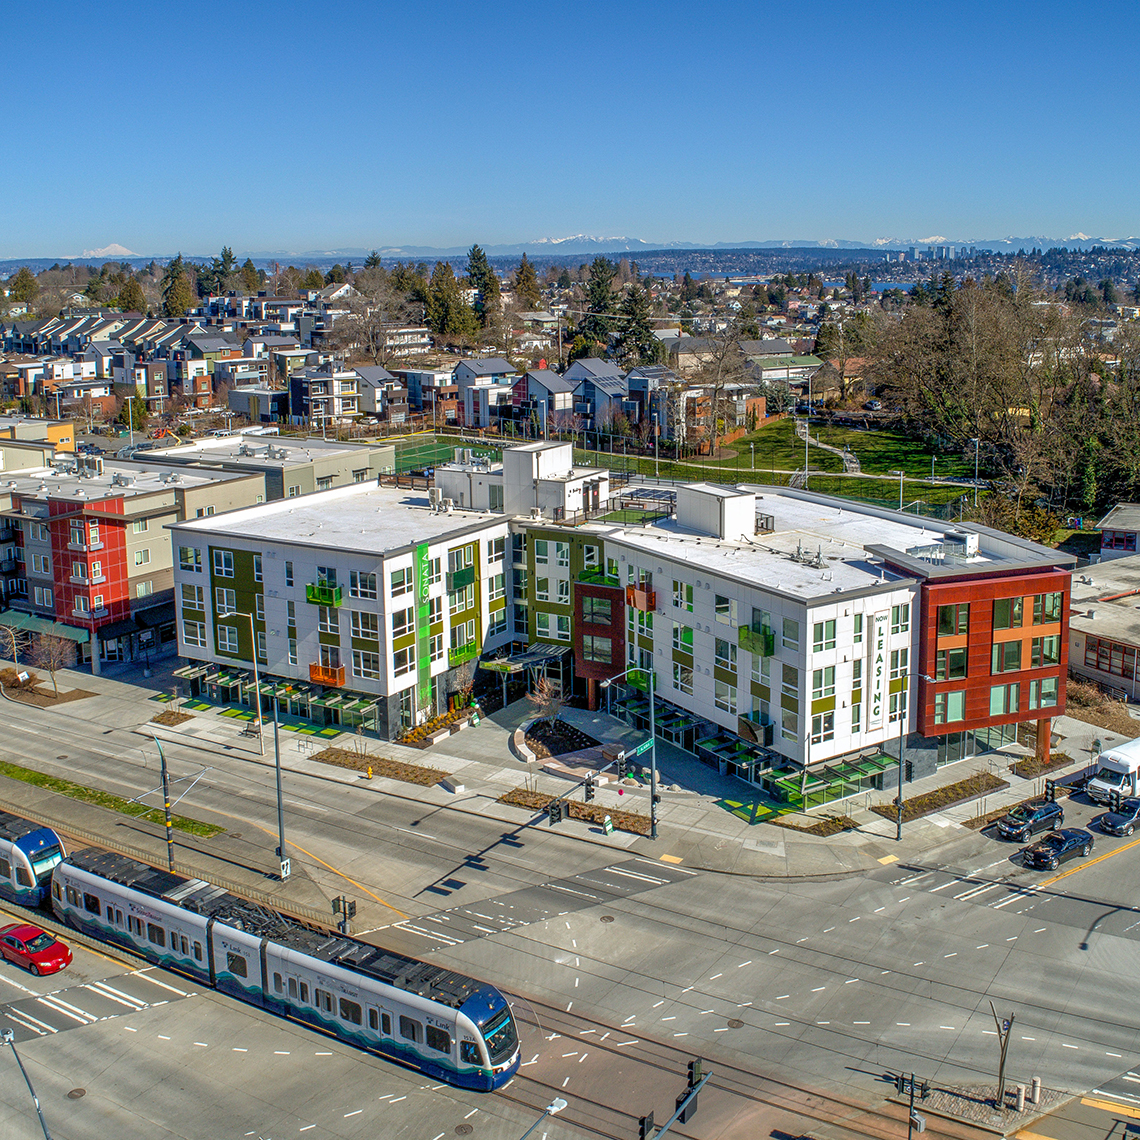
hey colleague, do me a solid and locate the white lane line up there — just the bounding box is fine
[976,944,989,949]
[233,1048,248,1052]
[606,867,669,885]
[796,937,808,943]
[1107,1052,1123,1058]
[579,1054,588,1063]
[899,873,932,885]
[86,982,146,1009]
[1062,1043,1078,1050]
[615,1039,639,1047]
[768,949,780,955]
[983,1030,997,1036]
[5,1010,49,1035]
[0,974,36,995]
[661,1017,676,1022]
[710,973,723,979]
[991,892,1035,910]
[940,1026,956,1030]
[158,1034,171,1040]
[897,1023,911,1027]
[874,907,886,913]
[774,1022,790,1026]
[776,995,789,1000]
[928,880,958,892]
[1034,927,1047,933]
[673,1032,688,1037]
[344,1110,362,1118]
[131,972,189,996]
[957,883,1001,901]
[849,917,860,922]
[944,953,957,958]
[464,1109,479,1119]
[845,979,859,985]
[273,1050,290,1055]
[315,1052,332,1056]
[300,1127,316,1132]
[389,1096,407,1103]
[194,1042,208,1048]
[36,997,93,1024]
[738,961,752,967]
[854,1021,870,1025]
[122,1024,136,1031]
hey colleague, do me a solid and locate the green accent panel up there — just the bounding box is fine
[751,681,771,700]
[739,624,776,656]
[448,643,478,667]
[714,666,737,686]
[351,636,381,652]
[780,692,799,712]
[579,568,620,587]
[415,543,431,713]
[637,634,654,651]
[318,631,340,647]
[889,677,904,694]
[489,598,507,613]
[851,688,862,704]
[672,648,693,666]
[811,696,836,715]
[306,583,343,606]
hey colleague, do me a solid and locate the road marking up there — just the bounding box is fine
[35,997,91,1024]
[132,972,189,996]
[874,907,886,913]
[944,953,957,958]
[991,891,1035,910]
[768,949,780,955]
[811,987,826,992]
[710,973,722,979]
[845,979,859,984]
[344,1110,362,1118]
[848,917,860,922]
[1040,834,1140,887]
[1021,1037,1036,1042]
[0,973,36,995]
[957,883,1000,900]
[738,961,752,967]
[233,1048,248,1052]
[300,1127,316,1132]
[274,1050,290,1055]
[615,1039,639,1047]
[87,982,146,1008]
[929,880,958,892]
[1081,1097,1140,1120]
[976,944,989,949]
[660,854,683,864]
[464,1109,478,1119]
[1062,1043,1078,1049]
[776,995,789,1000]
[940,1026,955,1030]
[1034,928,1047,933]
[854,1021,870,1025]
[897,1022,910,1026]
[877,854,899,864]
[774,1021,790,1026]
[1107,1052,1123,1058]
[389,1096,406,1103]
[5,1010,49,1034]
[158,1034,171,1040]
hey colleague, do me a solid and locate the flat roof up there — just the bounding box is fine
[170,481,504,555]
[0,461,241,506]
[149,435,372,469]
[1098,503,1140,532]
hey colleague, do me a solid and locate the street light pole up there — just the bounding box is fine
[273,694,289,880]
[602,663,659,840]
[652,412,659,479]
[517,1097,568,1140]
[3,1028,52,1140]
[221,611,263,755]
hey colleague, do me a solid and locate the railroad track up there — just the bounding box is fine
[497,996,1002,1140]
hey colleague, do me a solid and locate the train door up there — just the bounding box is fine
[366,1003,393,1046]
[211,926,264,1005]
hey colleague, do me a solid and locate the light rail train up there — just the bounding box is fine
[0,809,65,907]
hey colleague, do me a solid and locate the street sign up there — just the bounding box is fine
[280,858,291,880]
[603,815,614,835]
[635,739,653,756]
[910,1114,925,1133]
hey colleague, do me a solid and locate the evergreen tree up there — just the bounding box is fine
[364,250,383,270]
[614,283,664,368]
[240,258,260,293]
[577,256,618,346]
[467,244,501,327]
[427,262,478,338]
[164,272,194,317]
[116,276,146,312]
[9,266,38,303]
[118,394,149,430]
[514,253,542,311]
[301,268,325,290]
[557,268,572,290]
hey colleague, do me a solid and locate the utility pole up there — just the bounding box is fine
[990,1002,1014,1108]
[155,737,175,872]
[273,695,289,881]
[2,1029,52,1140]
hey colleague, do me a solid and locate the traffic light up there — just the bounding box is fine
[584,776,595,803]
[919,1078,931,1100]
[1044,779,1056,802]
[638,1111,654,1139]
[676,1087,698,1123]
[548,800,563,826]
[895,1073,908,1095]
[617,758,628,780]
[1110,790,1123,813]
[688,1058,703,1087]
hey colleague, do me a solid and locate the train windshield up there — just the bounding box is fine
[28,845,63,881]
[481,1006,518,1063]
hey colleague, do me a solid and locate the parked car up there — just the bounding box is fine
[995,799,1063,841]
[1099,797,1140,836]
[0,923,73,976]
[863,399,882,411]
[1023,829,1094,870]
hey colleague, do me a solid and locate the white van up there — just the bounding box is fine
[1087,736,1140,803]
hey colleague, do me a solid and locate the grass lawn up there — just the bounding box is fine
[811,423,975,479]
[738,418,845,474]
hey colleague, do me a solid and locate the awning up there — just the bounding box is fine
[0,610,90,645]
[98,618,139,641]
[135,602,176,628]
[480,643,571,674]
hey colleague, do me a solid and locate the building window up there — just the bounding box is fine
[1033,592,1063,625]
[34,586,53,608]
[350,570,377,599]
[811,712,835,744]
[852,659,862,688]
[181,587,206,613]
[427,556,442,585]
[781,663,799,697]
[388,609,411,638]
[288,638,297,665]
[937,603,969,637]
[534,539,549,565]
[353,611,381,640]
[319,644,340,669]
[935,646,967,680]
[217,625,239,654]
[672,622,693,652]
[74,596,90,613]
[136,581,153,598]
[852,613,863,643]
[582,635,612,664]
[318,606,337,634]
[429,633,444,661]
[890,604,910,635]
[1031,635,1060,668]
[449,584,475,614]
[178,546,201,572]
[393,647,414,676]
[557,579,570,605]
[812,619,836,652]
[489,573,506,601]
[215,587,236,615]
[673,662,693,694]
[182,620,206,647]
[753,655,771,686]
[213,549,234,577]
[890,648,909,680]
[992,640,1022,674]
[554,614,570,641]
[316,476,334,491]
[353,650,382,680]
[782,617,800,650]
[672,580,693,612]
[714,679,736,713]
[257,630,266,662]
[352,469,368,484]
[427,597,443,624]
[390,567,412,597]
[537,613,569,641]
[714,595,737,625]
[133,549,150,567]
[990,683,1020,716]
[317,566,337,587]
[851,702,862,730]
[555,541,569,568]
[254,594,264,621]
[253,554,262,582]
[583,596,612,625]
[284,560,293,587]
[781,708,798,741]
[812,666,835,699]
[582,544,598,568]
[1028,676,1059,710]
[490,605,509,636]
[934,689,966,724]
[92,594,104,612]
[489,537,506,563]
[714,638,737,672]
[889,689,907,723]
[287,600,295,625]
[993,597,1024,631]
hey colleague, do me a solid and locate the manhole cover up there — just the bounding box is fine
[727,1018,744,1029]
[600,915,614,923]
[57,755,68,760]
[455,1126,473,1136]
[68,1089,86,1099]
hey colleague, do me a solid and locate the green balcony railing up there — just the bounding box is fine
[739,624,775,656]
[625,668,653,693]
[447,566,476,591]
[305,583,343,607]
[578,568,621,588]
[448,642,479,667]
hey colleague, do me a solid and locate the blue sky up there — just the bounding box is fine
[3,0,1139,256]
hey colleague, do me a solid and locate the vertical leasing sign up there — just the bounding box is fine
[867,610,889,731]
[415,543,432,714]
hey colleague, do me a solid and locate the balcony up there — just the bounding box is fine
[578,568,621,588]
[737,714,775,747]
[0,557,15,574]
[626,584,656,612]
[67,540,104,552]
[739,623,775,656]
[309,662,345,686]
[305,583,342,607]
[447,566,476,591]
[448,643,479,668]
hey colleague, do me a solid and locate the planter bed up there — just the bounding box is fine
[498,786,649,836]
[312,747,449,786]
[871,771,1008,824]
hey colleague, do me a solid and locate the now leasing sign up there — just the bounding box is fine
[867,610,889,731]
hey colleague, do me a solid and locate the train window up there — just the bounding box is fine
[16,867,32,887]
[339,998,362,1025]
[300,982,310,1004]
[368,1008,378,1031]
[180,935,189,955]
[0,856,10,879]
[226,953,248,979]
[273,973,283,994]
[288,977,298,999]
[382,1012,391,1035]
[460,1041,481,1065]
[147,923,165,947]
[52,881,61,901]
[115,909,124,926]
[399,1016,422,1044]
[83,893,101,915]
[193,942,202,961]
[314,989,332,1013]
[66,886,79,906]
[426,1025,451,1054]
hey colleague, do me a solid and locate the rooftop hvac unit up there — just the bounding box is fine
[530,506,543,520]
[428,487,442,509]
[943,530,979,557]
[442,498,454,513]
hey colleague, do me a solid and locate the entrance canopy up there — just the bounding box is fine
[480,643,571,675]
[0,610,90,644]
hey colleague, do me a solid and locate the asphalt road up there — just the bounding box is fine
[4,696,1140,1136]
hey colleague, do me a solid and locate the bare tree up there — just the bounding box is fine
[694,324,750,452]
[450,658,479,709]
[0,625,28,668]
[31,633,75,697]
[525,674,564,728]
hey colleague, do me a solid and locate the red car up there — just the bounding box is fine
[0,923,73,976]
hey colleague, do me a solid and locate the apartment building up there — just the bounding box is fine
[290,362,360,424]
[170,483,511,738]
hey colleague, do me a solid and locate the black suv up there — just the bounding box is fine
[996,799,1063,841]
[1024,829,1093,870]
[1100,797,1140,836]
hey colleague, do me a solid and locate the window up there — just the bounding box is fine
[427,556,442,585]
[429,633,445,661]
[993,597,1024,631]
[781,708,798,741]
[488,607,508,637]
[75,595,90,613]
[316,476,334,491]
[317,566,337,587]
[256,630,266,662]
[812,619,836,652]
[182,620,206,648]
[353,468,368,483]
[399,1015,422,1044]
[715,639,737,672]
[253,554,262,583]
[448,545,473,574]
[714,679,736,713]
[534,539,549,565]
[853,614,863,644]
[387,609,410,639]
[992,640,1022,673]
[254,594,265,621]
[136,581,153,599]
[217,625,238,654]
[1028,676,1059,710]
[852,659,862,688]
[715,595,737,625]
[672,580,693,612]
[350,570,377,599]
[554,614,570,641]
[582,544,598,568]
[288,638,297,665]
[672,622,693,652]
[781,663,799,697]
[937,603,969,637]
[489,573,506,601]
[1031,635,1060,668]
[811,712,835,744]
[934,690,966,724]
[889,689,907,723]
[990,683,1020,716]
[339,998,362,1025]
[389,567,412,597]
[461,1041,482,1064]
[426,1025,451,1054]
[891,604,910,634]
[148,923,166,947]
[582,596,612,624]
[934,647,965,680]
[215,587,236,615]
[274,973,283,994]
[489,537,506,563]
[34,586,53,608]
[319,644,340,670]
[318,606,337,634]
[83,893,101,915]
[557,579,570,605]
[582,635,612,663]
[851,701,862,730]
[449,584,475,614]
[285,560,294,587]
[555,541,569,567]
[890,647,909,680]
[394,647,415,676]
[782,617,800,650]
[812,666,835,699]
[1033,592,1063,624]
[673,662,693,694]
[536,613,550,638]
[213,549,234,577]
[181,583,205,609]
[178,546,201,572]
[427,596,443,624]
[69,521,83,545]
[752,655,770,685]
[31,553,49,574]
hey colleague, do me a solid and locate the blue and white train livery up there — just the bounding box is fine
[52,849,520,1090]
[0,810,65,907]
